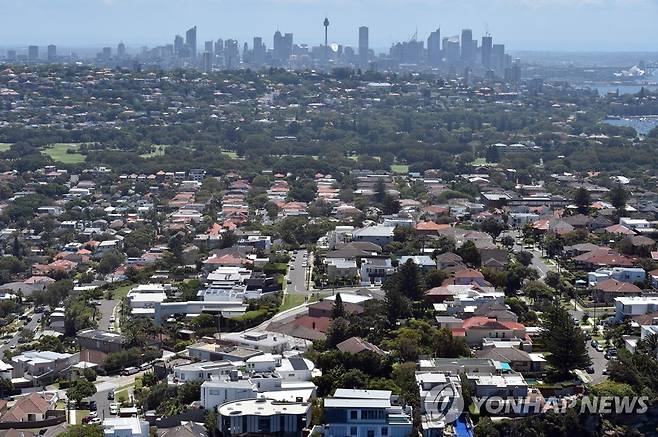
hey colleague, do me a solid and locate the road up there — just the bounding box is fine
[287,250,309,293]
[0,311,42,353]
[507,230,552,279]
[586,342,608,384]
[96,299,118,331]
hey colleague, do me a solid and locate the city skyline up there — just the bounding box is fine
[1,0,658,52]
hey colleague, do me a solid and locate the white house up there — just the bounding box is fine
[588,267,646,286]
[615,296,658,321]
[102,417,150,437]
[323,389,413,437]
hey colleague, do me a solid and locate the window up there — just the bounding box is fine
[381,427,388,436]
[367,431,374,437]
[350,427,357,435]
[350,410,358,420]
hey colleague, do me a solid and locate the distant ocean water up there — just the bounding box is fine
[603,116,658,135]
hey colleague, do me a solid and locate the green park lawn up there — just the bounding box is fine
[111,284,134,299]
[139,144,170,158]
[390,164,409,174]
[279,294,307,312]
[0,143,12,152]
[42,143,86,164]
[221,149,239,159]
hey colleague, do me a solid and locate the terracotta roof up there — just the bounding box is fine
[291,316,332,333]
[336,337,384,355]
[604,224,635,235]
[461,316,525,331]
[454,268,484,278]
[1,393,51,422]
[593,278,641,294]
[415,221,450,232]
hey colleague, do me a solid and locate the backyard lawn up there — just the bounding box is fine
[42,143,86,164]
[0,143,12,152]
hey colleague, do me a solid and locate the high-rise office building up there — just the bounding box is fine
[185,26,197,60]
[460,29,475,64]
[273,31,284,62]
[102,47,112,60]
[492,43,505,72]
[481,35,493,68]
[174,35,184,55]
[47,44,57,61]
[205,41,214,53]
[7,50,16,61]
[284,33,293,60]
[427,28,441,66]
[224,39,239,69]
[28,45,39,60]
[253,37,266,66]
[117,42,126,59]
[443,37,460,64]
[215,39,224,56]
[358,26,369,68]
[202,51,213,72]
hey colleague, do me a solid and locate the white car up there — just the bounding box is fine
[109,403,119,414]
[89,418,102,425]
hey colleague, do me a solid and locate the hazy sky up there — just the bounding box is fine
[1,0,658,52]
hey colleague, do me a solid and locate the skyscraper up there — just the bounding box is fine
[224,39,239,69]
[117,42,126,59]
[481,35,493,69]
[174,35,184,55]
[202,51,213,72]
[273,31,284,62]
[205,41,214,53]
[185,26,197,60]
[253,37,266,66]
[492,43,505,72]
[460,29,475,64]
[47,44,57,61]
[284,33,293,60]
[28,45,39,60]
[358,26,369,68]
[427,28,441,66]
[443,37,460,64]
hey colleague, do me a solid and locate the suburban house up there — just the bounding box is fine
[0,392,57,423]
[217,399,311,437]
[592,279,642,303]
[454,317,527,346]
[352,226,395,247]
[323,389,413,437]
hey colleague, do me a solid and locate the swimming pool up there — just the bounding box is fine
[454,415,473,437]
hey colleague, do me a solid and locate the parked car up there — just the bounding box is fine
[109,403,119,415]
[89,418,102,425]
[122,366,139,376]
[107,391,115,400]
[586,367,595,374]
[595,344,604,352]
